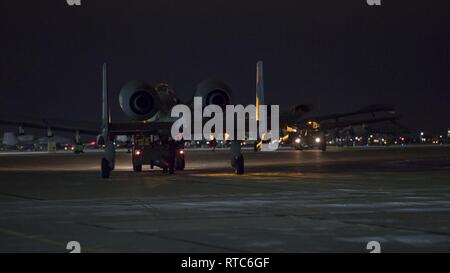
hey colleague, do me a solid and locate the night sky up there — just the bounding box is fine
[0,0,449,134]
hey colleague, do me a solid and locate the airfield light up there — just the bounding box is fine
[295,138,301,144]
[420,132,424,136]
[90,141,96,145]
[179,150,184,155]
[315,137,321,143]
[134,149,141,156]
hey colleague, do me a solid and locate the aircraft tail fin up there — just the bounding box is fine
[256,60,265,121]
[101,63,111,137]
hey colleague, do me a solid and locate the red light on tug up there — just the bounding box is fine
[179,150,184,155]
[134,150,141,156]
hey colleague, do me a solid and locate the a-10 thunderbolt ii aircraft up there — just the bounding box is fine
[96,61,298,178]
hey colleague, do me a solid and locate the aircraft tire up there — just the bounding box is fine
[133,164,142,172]
[235,155,244,175]
[175,157,185,171]
[101,158,110,179]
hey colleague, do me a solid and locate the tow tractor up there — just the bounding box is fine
[132,134,185,174]
[293,129,327,151]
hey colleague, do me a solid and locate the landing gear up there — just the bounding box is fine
[232,154,244,175]
[101,141,116,179]
[230,140,244,175]
[101,158,110,178]
[133,164,142,172]
[175,156,185,171]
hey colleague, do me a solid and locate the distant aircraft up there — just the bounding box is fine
[0,130,77,152]
[288,105,403,150]
[1,131,35,151]
[0,119,92,153]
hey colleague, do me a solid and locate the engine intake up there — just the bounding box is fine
[194,79,232,109]
[119,81,160,121]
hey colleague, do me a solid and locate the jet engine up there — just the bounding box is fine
[119,81,160,121]
[194,79,232,109]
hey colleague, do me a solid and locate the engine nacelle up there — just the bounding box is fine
[119,81,160,121]
[194,79,232,109]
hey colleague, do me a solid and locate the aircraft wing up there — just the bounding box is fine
[0,118,176,137]
[109,122,173,136]
[299,104,396,123]
[0,119,99,135]
[315,115,402,131]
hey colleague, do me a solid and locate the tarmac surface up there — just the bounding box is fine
[0,145,449,252]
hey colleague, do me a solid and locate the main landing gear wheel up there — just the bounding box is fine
[175,157,185,171]
[101,158,110,179]
[232,155,244,175]
[133,164,142,172]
